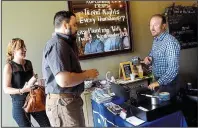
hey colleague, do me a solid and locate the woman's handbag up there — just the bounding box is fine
[23,85,46,113]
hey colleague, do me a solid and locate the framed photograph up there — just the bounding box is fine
[68,1,133,60]
[119,61,133,81]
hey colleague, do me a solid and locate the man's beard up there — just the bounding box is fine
[68,30,77,41]
[70,34,77,41]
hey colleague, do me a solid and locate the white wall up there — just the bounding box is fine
[0,1,2,127]
[2,1,66,126]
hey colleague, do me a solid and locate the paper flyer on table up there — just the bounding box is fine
[126,116,145,126]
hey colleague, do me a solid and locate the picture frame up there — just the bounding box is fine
[68,1,133,60]
[119,61,133,81]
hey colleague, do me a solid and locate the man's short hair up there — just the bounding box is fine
[151,14,166,24]
[53,11,76,28]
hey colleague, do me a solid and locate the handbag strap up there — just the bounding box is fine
[36,86,46,105]
[38,86,46,104]
[30,88,37,111]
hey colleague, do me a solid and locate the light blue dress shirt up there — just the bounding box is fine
[84,39,104,54]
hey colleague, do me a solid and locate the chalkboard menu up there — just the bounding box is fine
[119,61,133,80]
[69,1,133,60]
[123,64,132,78]
[166,5,197,49]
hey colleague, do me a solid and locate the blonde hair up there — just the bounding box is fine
[6,38,26,62]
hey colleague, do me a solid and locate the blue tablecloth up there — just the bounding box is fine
[92,98,187,127]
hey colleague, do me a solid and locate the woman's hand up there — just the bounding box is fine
[34,79,45,87]
[21,82,32,93]
[27,74,38,86]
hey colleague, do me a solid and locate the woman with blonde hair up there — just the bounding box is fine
[3,38,50,127]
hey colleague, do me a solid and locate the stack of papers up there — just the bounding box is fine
[92,88,112,104]
[126,116,145,126]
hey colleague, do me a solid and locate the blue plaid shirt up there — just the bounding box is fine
[149,31,180,86]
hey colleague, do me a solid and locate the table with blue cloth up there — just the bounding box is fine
[92,97,187,127]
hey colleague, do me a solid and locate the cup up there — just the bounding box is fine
[138,71,144,78]
[130,73,135,81]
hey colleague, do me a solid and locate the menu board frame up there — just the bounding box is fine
[119,61,133,81]
[68,1,133,60]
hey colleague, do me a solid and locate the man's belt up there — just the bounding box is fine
[47,93,80,98]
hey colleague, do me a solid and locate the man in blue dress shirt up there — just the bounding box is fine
[104,28,122,52]
[144,14,180,98]
[84,32,104,54]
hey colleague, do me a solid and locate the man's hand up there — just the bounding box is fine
[85,69,99,80]
[144,56,152,65]
[148,82,159,90]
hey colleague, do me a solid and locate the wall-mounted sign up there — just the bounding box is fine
[69,1,133,59]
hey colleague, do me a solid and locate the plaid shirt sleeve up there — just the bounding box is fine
[148,50,153,57]
[157,41,180,85]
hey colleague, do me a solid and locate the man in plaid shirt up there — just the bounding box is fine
[144,14,180,98]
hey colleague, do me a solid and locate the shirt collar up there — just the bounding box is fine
[55,32,70,40]
[154,31,168,41]
[54,32,73,46]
